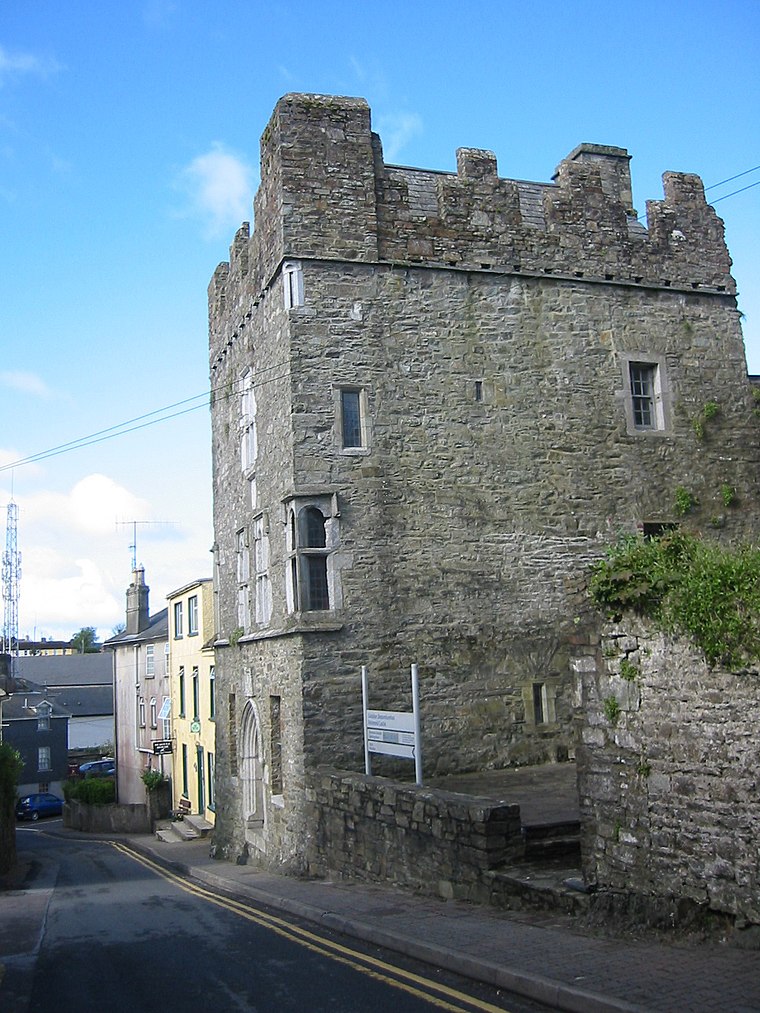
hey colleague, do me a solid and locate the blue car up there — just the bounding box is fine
[15,792,64,821]
[78,758,115,778]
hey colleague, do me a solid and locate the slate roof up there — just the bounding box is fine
[17,652,113,688]
[3,690,71,720]
[103,607,169,646]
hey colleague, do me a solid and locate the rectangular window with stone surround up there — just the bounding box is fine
[336,386,370,453]
[621,354,671,436]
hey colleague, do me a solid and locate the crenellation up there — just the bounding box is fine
[207,93,759,890]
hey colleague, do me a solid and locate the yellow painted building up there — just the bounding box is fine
[167,578,216,823]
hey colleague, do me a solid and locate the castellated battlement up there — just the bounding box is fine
[209,92,735,330]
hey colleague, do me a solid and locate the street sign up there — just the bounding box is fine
[152,739,173,755]
[362,665,423,784]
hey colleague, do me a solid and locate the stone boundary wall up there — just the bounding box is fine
[574,623,760,926]
[305,768,523,901]
[64,799,150,834]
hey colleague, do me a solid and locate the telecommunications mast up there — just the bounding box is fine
[2,499,21,679]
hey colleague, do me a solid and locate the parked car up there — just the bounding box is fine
[78,758,115,778]
[15,793,64,821]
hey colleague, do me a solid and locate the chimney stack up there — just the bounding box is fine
[125,567,150,635]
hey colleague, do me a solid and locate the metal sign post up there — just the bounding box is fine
[362,663,422,785]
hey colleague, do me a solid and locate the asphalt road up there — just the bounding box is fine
[2,825,552,1013]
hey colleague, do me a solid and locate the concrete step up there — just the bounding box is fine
[182,814,214,837]
[155,818,200,842]
[155,827,183,844]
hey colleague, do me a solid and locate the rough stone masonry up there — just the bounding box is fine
[207,93,759,876]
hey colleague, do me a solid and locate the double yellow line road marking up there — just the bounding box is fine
[111,841,514,1013]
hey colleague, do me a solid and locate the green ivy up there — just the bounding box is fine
[674,486,697,516]
[603,695,621,724]
[720,483,736,507]
[619,658,639,681]
[590,530,760,668]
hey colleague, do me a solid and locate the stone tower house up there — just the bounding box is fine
[208,93,759,869]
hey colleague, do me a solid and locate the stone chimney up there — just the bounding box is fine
[125,567,150,635]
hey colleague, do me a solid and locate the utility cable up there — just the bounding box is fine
[0,365,291,474]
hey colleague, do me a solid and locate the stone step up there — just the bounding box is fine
[522,819,581,861]
[182,814,214,837]
[488,858,591,916]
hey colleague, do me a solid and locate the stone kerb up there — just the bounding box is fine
[306,768,523,903]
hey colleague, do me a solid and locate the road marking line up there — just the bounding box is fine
[111,841,514,1013]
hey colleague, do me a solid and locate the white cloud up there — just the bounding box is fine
[375,112,423,162]
[0,45,61,86]
[0,370,53,398]
[175,143,254,237]
[8,472,210,643]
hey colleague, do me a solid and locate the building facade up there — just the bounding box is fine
[167,578,216,822]
[3,691,69,796]
[208,94,759,869]
[17,653,114,750]
[105,568,169,804]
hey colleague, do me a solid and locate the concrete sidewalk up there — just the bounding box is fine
[125,833,759,1013]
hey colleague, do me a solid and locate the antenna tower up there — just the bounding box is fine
[2,500,21,675]
[116,519,174,571]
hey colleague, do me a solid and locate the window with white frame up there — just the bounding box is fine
[236,528,251,631]
[138,697,146,728]
[253,515,272,625]
[37,704,51,731]
[336,386,369,452]
[188,595,199,636]
[239,369,257,474]
[174,601,184,638]
[283,261,304,309]
[192,667,200,721]
[146,644,155,677]
[150,697,157,729]
[209,666,216,720]
[179,667,186,717]
[38,746,51,772]
[160,696,171,739]
[621,355,670,435]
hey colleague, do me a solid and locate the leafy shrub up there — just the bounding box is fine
[64,777,115,805]
[590,531,760,668]
[141,770,165,792]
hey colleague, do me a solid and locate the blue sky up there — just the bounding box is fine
[1,1,758,641]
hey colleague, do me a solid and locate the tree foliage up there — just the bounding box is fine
[0,742,24,875]
[70,627,100,653]
[589,530,760,669]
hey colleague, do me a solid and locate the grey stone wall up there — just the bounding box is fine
[306,768,523,902]
[208,93,759,870]
[575,623,760,925]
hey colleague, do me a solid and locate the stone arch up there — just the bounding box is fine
[240,700,265,830]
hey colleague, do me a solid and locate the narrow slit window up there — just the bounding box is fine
[341,390,362,448]
[533,682,545,725]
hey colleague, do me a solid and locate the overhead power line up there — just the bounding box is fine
[0,364,291,474]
